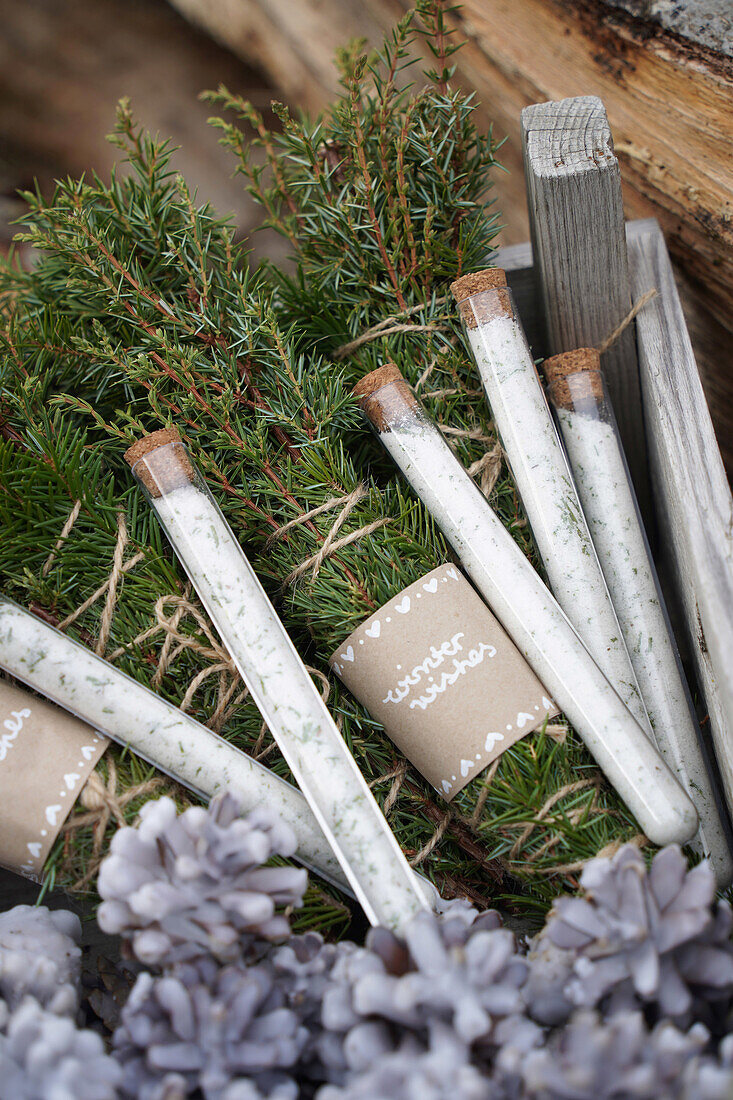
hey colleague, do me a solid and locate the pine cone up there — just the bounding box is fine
[82,953,143,1034]
[272,933,354,1021]
[318,907,529,1081]
[527,845,733,1022]
[521,1009,733,1100]
[522,931,576,1027]
[316,1023,491,1100]
[0,996,121,1100]
[113,957,306,1100]
[98,794,307,967]
[0,905,81,1017]
[683,1033,733,1100]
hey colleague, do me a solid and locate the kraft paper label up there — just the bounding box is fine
[330,565,559,800]
[0,678,108,880]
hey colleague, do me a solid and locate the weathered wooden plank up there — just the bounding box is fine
[520,96,650,513]
[167,0,398,114]
[626,218,733,816]
[605,0,732,56]
[0,0,280,259]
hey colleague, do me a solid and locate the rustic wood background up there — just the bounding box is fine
[164,0,733,478]
[0,0,290,265]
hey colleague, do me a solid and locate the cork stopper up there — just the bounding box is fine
[543,348,604,409]
[449,269,513,329]
[124,427,195,497]
[353,364,418,433]
[450,268,507,300]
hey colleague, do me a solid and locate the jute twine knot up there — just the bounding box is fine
[596,289,657,355]
[332,297,448,360]
[410,811,451,867]
[274,483,390,590]
[63,757,164,891]
[370,760,408,817]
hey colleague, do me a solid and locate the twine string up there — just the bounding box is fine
[152,584,191,687]
[469,760,500,828]
[467,441,503,498]
[281,519,391,590]
[62,757,164,890]
[597,288,658,355]
[509,778,600,860]
[266,486,367,547]
[516,834,647,878]
[58,553,144,631]
[96,511,127,657]
[410,811,451,867]
[332,296,448,360]
[370,760,408,817]
[263,482,393,591]
[42,500,82,577]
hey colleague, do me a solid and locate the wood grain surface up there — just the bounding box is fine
[626,218,733,819]
[521,96,648,511]
[0,0,287,265]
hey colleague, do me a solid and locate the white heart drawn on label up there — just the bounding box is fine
[422,578,438,594]
[484,731,505,752]
[396,596,411,614]
[45,805,62,826]
[80,745,96,761]
[442,780,453,795]
[516,712,536,728]
[365,621,381,638]
[27,842,42,859]
[340,647,355,663]
[64,773,80,790]
[460,758,474,777]
[542,696,553,711]
[446,567,458,580]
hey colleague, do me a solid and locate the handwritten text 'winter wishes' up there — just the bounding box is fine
[382,632,496,711]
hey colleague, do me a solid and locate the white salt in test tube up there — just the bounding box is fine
[354,365,698,848]
[125,430,431,930]
[544,348,732,883]
[0,593,346,893]
[451,270,649,730]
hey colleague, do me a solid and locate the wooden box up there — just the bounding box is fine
[496,96,733,824]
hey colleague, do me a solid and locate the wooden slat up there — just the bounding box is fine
[520,95,650,514]
[626,218,733,816]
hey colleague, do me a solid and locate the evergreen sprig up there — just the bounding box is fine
[0,3,640,921]
[206,4,641,904]
[0,99,487,909]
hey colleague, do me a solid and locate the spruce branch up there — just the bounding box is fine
[0,7,644,918]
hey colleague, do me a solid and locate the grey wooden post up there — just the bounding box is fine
[521,95,650,515]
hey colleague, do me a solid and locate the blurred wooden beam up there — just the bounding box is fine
[0,0,281,255]
[167,0,399,113]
